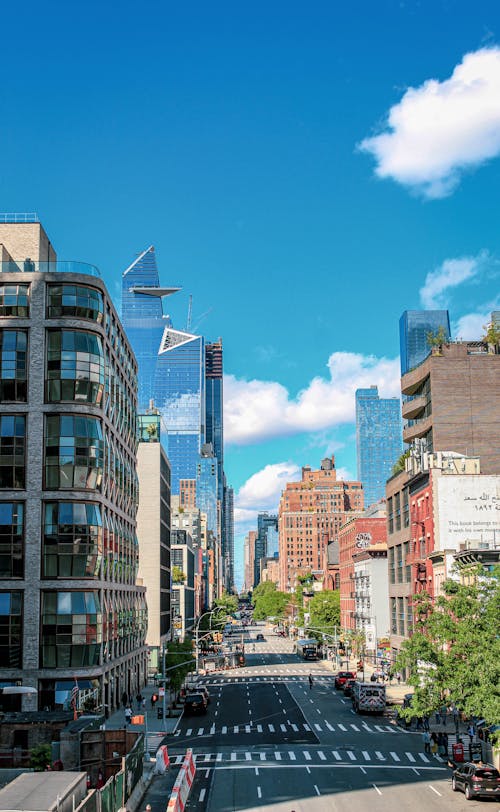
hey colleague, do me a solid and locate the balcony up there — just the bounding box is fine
[1,260,101,277]
[402,394,428,420]
[403,414,432,443]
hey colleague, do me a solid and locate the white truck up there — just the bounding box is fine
[352,681,386,714]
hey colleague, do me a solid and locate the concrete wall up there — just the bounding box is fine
[0,222,57,263]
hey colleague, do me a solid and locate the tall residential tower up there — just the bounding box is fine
[355,385,402,507]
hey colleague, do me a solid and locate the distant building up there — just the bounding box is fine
[353,545,389,653]
[260,557,280,584]
[171,530,195,639]
[254,513,278,586]
[355,385,402,507]
[399,310,450,375]
[278,457,364,593]
[223,484,234,592]
[244,531,257,592]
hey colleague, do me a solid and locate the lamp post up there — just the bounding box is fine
[194,608,226,674]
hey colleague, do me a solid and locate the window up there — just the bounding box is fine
[0,502,24,577]
[387,497,394,534]
[0,415,25,489]
[47,284,104,323]
[44,415,103,490]
[0,591,22,667]
[388,547,395,584]
[0,284,29,317]
[40,591,102,667]
[0,330,28,402]
[46,330,104,404]
[42,502,102,578]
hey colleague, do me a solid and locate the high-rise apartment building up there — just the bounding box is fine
[136,413,171,672]
[401,341,500,473]
[355,385,402,507]
[222,483,234,592]
[0,217,147,712]
[399,310,451,375]
[205,341,223,491]
[171,529,195,639]
[244,531,257,592]
[278,457,364,593]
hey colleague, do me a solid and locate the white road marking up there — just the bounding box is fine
[418,753,430,763]
[221,726,227,734]
[350,724,360,731]
[260,752,266,761]
[245,725,251,732]
[216,752,222,762]
[375,751,385,760]
[204,754,211,762]
[275,752,282,760]
[245,752,251,761]
[257,724,263,732]
[362,751,370,760]
[372,783,382,796]
[390,752,400,762]
[318,751,326,760]
[360,766,367,774]
[429,785,442,797]
[303,751,311,760]
[314,784,320,795]
[314,724,322,731]
[332,751,341,760]
[303,724,311,731]
[199,789,206,802]
[338,723,347,731]
[306,765,311,774]
[231,752,236,761]
[257,786,262,799]
[210,724,215,734]
[288,751,296,760]
[291,723,299,732]
[406,752,416,762]
[325,721,334,731]
[268,724,275,732]
[233,725,238,733]
[197,728,204,736]
[186,728,192,736]
[280,724,287,732]
[347,751,356,760]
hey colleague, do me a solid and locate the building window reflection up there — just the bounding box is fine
[42,502,102,578]
[44,415,103,490]
[0,591,23,667]
[0,284,29,317]
[47,284,104,323]
[0,330,28,402]
[40,591,102,668]
[0,415,25,489]
[0,502,24,578]
[46,330,104,405]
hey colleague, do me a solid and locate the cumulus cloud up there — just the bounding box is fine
[453,298,500,340]
[234,461,300,533]
[419,252,488,308]
[224,352,400,446]
[359,47,500,198]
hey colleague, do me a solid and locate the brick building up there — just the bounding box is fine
[278,457,363,593]
[338,510,386,631]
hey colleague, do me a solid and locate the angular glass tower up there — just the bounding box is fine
[355,386,402,508]
[399,310,451,375]
[122,247,205,493]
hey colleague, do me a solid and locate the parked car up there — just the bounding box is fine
[452,762,500,801]
[184,685,211,705]
[343,678,356,697]
[334,671,355,689]
[184,693,208,715]
[256,633,265,641]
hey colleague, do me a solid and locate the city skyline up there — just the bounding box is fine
[2,3,500,586]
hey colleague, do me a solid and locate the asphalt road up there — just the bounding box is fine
[167,624,477,812]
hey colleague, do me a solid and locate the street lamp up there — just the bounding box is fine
[194,608,227,674]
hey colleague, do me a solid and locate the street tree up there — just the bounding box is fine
[252,582,290,620]
[396,569,500,732]
[306,590,340,638]
[165,640,195,700]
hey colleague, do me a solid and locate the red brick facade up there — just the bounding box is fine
[338,516,387,631]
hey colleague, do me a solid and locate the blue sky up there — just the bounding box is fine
[2,1,500,586]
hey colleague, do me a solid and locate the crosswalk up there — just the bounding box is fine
[200,675,338,684]
[175,720,396,737]
[169,749,441,767]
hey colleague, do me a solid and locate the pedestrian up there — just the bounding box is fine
[136,692,141,709]
[430,733,438,757]
[435,709,441,725]
[422,730,431,754]
[125,706,132,725]
[437,732,446,757]
[396,672,401,685]
[121,691,128,708]
[440,705,447,725]
[308,674,314,690]
[423,716,430,731]
[151,693,157,709]
[142,697,146,710]
[467,722,475,738]
[443,731,448,753]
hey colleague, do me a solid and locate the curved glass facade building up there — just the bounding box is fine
[0,218,147,713]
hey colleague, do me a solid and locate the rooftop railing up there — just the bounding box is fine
[0,213,39,223]
[0,260,101,277]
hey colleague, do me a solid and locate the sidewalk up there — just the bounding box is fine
[104,681,182,745]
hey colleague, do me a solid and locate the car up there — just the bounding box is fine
[256,633,265,641]
[183,693,208,715]
[185,684,211,705]
[334,671,355,689]
[452,762,500,801]
[343,678,356,697]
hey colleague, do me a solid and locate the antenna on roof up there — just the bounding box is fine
[186,294,193,331]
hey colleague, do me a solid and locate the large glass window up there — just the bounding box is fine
[42,502,102,578]
[45,415,103,490]
[0,284,29,317]
[0,415,25,489]
[0,503,24,577]
[46,330,104,404]
[47,284,104,323]
[0,330,27,402]
[40,591,102,668]
[0,591,22,667]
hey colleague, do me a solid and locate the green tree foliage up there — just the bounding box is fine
[165,639,195,695]
[171,565,186,584]
[252,582,290,620]
[214,591,238,616]
[396,570,500,731]
[426,324,448,348]
[29,743,52,771]
[392,449,410,475]
[306,590,340,638]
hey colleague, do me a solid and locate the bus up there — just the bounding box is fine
[295,638,319,660]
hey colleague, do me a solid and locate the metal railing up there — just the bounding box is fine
[0,212,39,223]
[0,260,101,277]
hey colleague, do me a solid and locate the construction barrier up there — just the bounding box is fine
[166,750,196,812]
[154,745,170,774]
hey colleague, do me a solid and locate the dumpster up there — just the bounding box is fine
[452,742,465,762]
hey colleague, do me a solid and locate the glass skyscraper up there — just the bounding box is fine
[254,513,279,585]
[196,445,218,537]
[205,341,223,497]
[122,247,205,494]
[399,310,451,375]
[355,386,402,507]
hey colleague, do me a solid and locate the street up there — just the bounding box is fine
[164,626,475,812]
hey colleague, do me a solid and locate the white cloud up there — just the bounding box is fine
[453,298,500,340]
[224,352,400,446]
[234,461,300,535]
[359,47,500,198]
[419,252,488,308]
